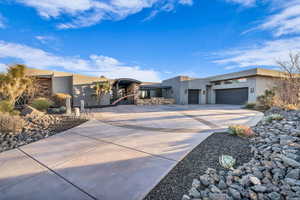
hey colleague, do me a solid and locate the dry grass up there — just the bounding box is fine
[0,113,25,134]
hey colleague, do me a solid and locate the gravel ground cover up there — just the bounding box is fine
[0,106,88,153]
[144,132,252,200]
[145,108,300,200]
[180,108,300,200]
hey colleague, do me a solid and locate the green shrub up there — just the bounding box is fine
[59,106,66,113]
[30,98,53,111]
[228,125,255,137]
[0,113,25,134]
[0,100,14,113]
[244,102,256,109]
[264,114,284,123]
[47,106,67,114]
[0,100,19,115]
[52,93,71,107]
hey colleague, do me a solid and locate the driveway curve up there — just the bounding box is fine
[0,105,263,200]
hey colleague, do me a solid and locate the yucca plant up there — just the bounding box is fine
[0,64,34,106]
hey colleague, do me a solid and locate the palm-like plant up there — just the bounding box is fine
[0,64,34,106]
[92,79,111,104]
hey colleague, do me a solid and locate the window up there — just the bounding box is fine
[224,80,233,84]
[214,81,221,85]
[224,78,248,84]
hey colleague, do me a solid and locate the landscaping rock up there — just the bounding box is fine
[182,109,300,200]
[0,113,88,153]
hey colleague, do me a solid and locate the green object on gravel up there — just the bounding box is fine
[219,155,236,170]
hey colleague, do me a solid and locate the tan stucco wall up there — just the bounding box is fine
[72,75,111,107]
[255,76,278,98]
[52,76,73,95]
[179,79,210,104]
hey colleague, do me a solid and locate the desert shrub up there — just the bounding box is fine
[30,98,53,111]
[228,125,255,137]
[264,114,284,123]
[52,93,71,107]
[274,53,300,108]
[0,113,25,134]
[0,100,20,115]
[244,102,256,109]
[257,89,276,110]
[0,100,14,113]
[282,104,298,111]
[47,106,67,114]
[59,106,66,113]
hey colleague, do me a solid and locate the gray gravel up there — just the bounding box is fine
[143,132,252,200]
[180,108,300,200]
[0,115,88,153]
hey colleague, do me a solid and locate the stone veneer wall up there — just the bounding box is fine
[36,78,52,97]
[136,97,175,105]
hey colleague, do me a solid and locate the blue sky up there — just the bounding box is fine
[0,0,300,81]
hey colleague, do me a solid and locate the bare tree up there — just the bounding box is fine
[276,52,300,107]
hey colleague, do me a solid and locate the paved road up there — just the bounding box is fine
[0,105,263,200]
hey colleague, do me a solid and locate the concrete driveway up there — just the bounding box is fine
[0,105,263,200]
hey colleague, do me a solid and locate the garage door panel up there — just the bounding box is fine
[216,88,248,105]
[188,90,199,104]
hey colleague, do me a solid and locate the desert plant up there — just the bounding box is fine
[0,100,14,113]
[59,106,66,113]
[0,113,25,134]
[52,93,71,107]
[257,89,276,110]
[92,79,111,104]
[48,106,66,114]
[30,98,53,111]
[264,114,284,123]
[228,125,255,137]
[283,104,298,111]
[219,155,236,170]
[274,52,300,108]
[244,102,256,109]
[0,64,35,106]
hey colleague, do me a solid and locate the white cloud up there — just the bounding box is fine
[213,37,300,69]
[35,35,56,44]
[0,63,7,72]
[258,1,300,37]
[11,0,193,29]
[179,0,193,6]
[225,0,256,7]
[0,14,6,28]
[0,41,161,81]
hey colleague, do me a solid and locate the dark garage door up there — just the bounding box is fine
[188,89,200,104]
[216,88,248,105]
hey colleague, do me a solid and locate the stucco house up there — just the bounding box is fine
[26,67,283,106]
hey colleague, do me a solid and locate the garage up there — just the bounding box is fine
[188,89,200,104]
[216,88,248,105]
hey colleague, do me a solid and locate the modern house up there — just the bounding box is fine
[26,67,282,106]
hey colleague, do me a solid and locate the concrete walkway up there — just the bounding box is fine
[0,105,263,200]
